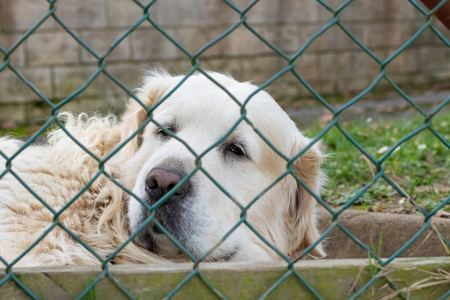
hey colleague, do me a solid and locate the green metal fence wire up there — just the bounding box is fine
[0,0,449,299]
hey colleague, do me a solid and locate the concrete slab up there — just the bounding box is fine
[317,208,450,259]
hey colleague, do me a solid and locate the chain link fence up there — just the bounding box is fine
[0,0,449,299]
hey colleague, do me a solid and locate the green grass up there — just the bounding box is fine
[304,112,449,213]
[0,126,37,137]
[368,230,383,297]
[82,275,97,300]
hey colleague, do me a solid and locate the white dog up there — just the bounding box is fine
[0,70,325,267]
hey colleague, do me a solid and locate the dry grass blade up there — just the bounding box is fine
[347,264,365,297]
[430,223,450,254]
[378,267,450,300]
[360,154,375,177]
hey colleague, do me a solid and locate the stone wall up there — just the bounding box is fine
[0,0,449,125]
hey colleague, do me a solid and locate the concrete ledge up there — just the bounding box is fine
[1,258,449,299]
[1,211,448,298]
[318,209,450,259]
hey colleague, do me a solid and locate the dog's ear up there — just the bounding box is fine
[109,71,174,163]
[286,138,326,258]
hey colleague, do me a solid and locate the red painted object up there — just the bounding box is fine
[420,0,450,30]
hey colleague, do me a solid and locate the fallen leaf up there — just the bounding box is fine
[434,211,450,218]
[384,207,408,214]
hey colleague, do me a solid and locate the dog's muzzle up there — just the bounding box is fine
[142,165,193,236]
[137,165,239,261]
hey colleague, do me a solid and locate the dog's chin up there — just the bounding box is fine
[134,230,183,259]
[135,229,237,262]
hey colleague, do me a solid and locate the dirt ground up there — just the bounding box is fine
[287,90,450,123]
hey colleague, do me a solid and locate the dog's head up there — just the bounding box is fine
[117,70,325,262]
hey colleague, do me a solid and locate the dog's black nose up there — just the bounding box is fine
[145,166,190,204]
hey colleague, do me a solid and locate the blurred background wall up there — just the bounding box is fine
[0,0,449,125]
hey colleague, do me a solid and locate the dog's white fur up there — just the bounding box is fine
[0,70,325,267]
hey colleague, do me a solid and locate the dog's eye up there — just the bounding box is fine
[156,128,168,136]
[156,124,175,138]
[225,143,245,157]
